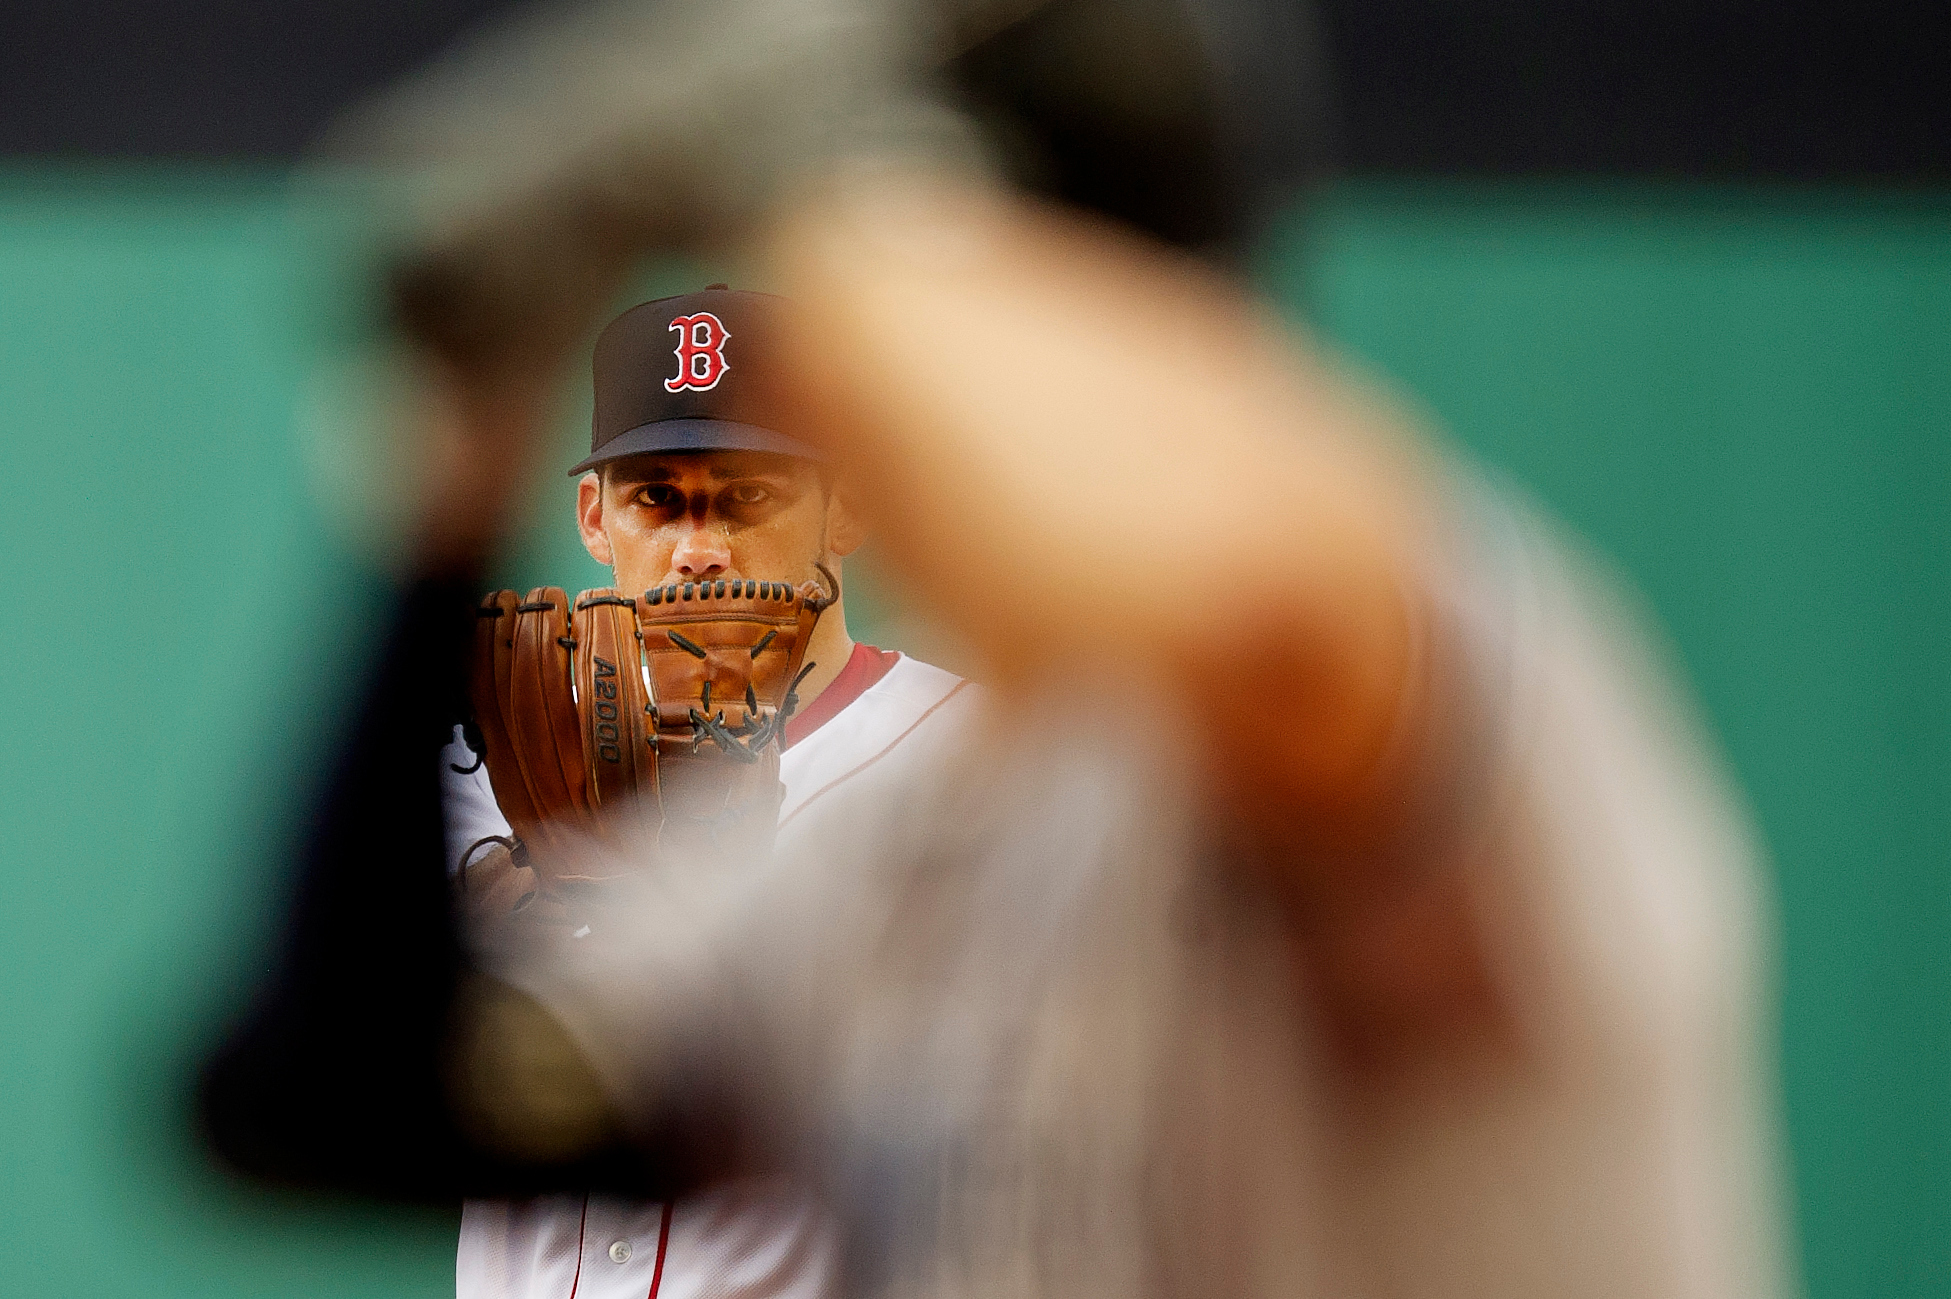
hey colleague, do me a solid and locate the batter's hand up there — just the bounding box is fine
[761,173,1436,858]
[758,174,1500,1063]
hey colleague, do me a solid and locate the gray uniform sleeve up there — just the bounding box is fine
[1291,471,1792,1299]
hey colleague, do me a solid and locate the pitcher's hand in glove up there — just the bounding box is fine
[463,571,836,903]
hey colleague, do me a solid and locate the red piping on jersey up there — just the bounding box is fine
[566,1195,591,1299]
[783,643,901,749]
[779,680,970,830]
[645,1201,675,1299]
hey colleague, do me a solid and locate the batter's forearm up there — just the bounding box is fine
[195,575,681,1200]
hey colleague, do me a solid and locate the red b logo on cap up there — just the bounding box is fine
[665,312,731,392]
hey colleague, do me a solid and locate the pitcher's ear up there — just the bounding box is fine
[825,485,866,559]
[577,472,615,565]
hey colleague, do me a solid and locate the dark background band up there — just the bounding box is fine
[0,0,1944,180]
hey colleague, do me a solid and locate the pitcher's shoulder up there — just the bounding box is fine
[779,654,979,821]
[877,654,977,712]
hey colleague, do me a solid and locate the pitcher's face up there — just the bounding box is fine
[577,451,842,597]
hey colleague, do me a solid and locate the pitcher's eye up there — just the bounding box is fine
[727,484,772,506]
[635,484,681,510]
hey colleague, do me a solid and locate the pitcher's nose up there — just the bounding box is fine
[670,521,732,578]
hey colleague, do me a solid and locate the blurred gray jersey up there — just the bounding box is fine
[498,480,1789,1299]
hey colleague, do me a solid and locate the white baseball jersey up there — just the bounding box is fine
[440,646,976,1299]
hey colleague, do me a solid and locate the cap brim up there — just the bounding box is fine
[568,418,821,474]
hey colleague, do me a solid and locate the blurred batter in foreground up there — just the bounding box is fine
[200,2,1793,1297]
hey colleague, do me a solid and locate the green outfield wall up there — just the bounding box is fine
[0,172,1943,1296]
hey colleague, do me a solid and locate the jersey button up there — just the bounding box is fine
[608,1240,633,1264]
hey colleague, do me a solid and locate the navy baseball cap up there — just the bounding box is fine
[570,286,818,475]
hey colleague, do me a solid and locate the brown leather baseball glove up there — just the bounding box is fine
[463,570,834,891]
